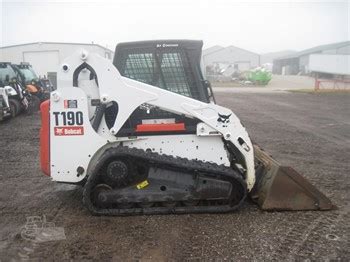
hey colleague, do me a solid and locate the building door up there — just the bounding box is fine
[23,50,60,77]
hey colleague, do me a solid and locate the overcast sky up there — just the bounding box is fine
[0,0,349,53]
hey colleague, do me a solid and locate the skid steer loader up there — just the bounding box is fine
[12,62,52,102]
[0,62,37,117]
[40,40,334,215]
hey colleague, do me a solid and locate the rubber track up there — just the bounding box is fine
[83,146,247,216]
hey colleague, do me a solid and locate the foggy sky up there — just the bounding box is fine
[1,0,349,53]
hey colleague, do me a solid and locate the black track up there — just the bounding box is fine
[83,146,247,216]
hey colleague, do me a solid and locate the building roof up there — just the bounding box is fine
[261,50,296,64]
[225,45,260,56]
[203,45,224,56]
[0,41,114,53]
[203,44,259,57]
[275,41,350,60]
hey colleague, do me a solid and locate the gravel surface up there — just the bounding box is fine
[0,92,349,261]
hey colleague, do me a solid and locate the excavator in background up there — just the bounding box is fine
[40,40,334,215]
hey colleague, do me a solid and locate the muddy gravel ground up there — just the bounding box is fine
[0,92,349,261]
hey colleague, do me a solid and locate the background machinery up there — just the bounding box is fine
[0,62,38,117]
[12,62,52,103]
[40,40,334,215]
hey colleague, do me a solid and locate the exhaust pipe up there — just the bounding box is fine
[250,145,335,211]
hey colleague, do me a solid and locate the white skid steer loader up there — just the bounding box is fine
[40,40,334,215]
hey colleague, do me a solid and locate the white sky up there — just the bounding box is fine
[0,0,349,53]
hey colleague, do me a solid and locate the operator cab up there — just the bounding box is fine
[13,62,39,85]
[113,40,215,103]
[0,63,17,86]
[102,40,215,137]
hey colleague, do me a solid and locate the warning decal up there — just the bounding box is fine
[64,100,78,109]
[54,126,84,136]
[136,180,149,189]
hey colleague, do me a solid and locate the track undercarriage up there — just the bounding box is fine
[83,146,247,215]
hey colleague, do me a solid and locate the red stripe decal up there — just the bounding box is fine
[40,100,50,176]
[136,123,185,132]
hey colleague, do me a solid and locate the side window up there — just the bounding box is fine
[120,51,198,99]
[123,53,155,84]
[159,52,192,97]
[0,64,16,83]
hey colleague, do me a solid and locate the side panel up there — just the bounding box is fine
[49,88,107,182]
[123,134,230,166]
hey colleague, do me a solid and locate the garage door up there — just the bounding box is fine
[23,50,60,77]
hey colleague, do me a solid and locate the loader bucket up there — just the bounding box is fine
[250,145,335,211]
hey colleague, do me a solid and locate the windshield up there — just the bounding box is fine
[0,64,17,85]
[117,51,198,99]
[113,41,210,102]
[19,67,38,83]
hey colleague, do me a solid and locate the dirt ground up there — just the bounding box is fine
[0,92,349,261]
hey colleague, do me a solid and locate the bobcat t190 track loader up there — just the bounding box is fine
[40,40,334,215]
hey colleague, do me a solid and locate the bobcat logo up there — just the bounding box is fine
[217,113,231,126]
[55,128,63,135]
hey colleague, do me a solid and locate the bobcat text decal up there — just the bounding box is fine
[54,126,84,136]
[53,111,84,136]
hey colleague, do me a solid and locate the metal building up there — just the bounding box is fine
[273,41,350,75]
[0,42,114,87]
[202,45,260,72]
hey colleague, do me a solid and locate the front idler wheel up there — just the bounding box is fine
[92,184,112,208]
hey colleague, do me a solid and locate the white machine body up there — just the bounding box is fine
[49,50,256,191]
